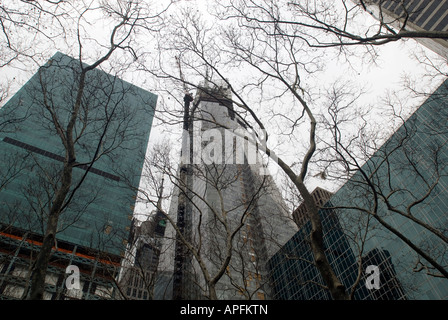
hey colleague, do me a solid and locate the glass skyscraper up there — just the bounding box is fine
[268,78,448,300]
[268,199,405,300]
[0,52,157,299]
[330,77,448,299]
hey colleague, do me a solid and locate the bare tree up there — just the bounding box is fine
[143,5,352,299]
[0,0,170,300]
[133,120,297,300]
[2,0,445,301]
[212,1,448,51]
[137,0,448,300]
[0,0,70,69]
[315,76,448,297]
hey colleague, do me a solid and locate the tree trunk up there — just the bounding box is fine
[27,71,81,300]
[27,163,73,300]
[276,156,350,300]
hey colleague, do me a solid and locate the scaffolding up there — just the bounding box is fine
[0,224,123,300]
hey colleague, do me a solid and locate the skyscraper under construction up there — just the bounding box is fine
[155,81,298,300]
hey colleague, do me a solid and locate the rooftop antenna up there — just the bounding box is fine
[175,55,190,95]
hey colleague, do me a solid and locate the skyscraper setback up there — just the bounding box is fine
[0,52,157,299]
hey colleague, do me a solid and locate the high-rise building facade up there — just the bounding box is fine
[268,189,405,300]
[292,187,333,227]
[359,0,448,57]
[268,196,371,300]
[118,215,166,300]
[0,52,157,299]
[155,82,298,300]
[329,77,448,299]
[119,180,167,300]
[269,78,448,300]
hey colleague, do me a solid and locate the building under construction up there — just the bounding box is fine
[0,224,122,299]
[155,81,298,300]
